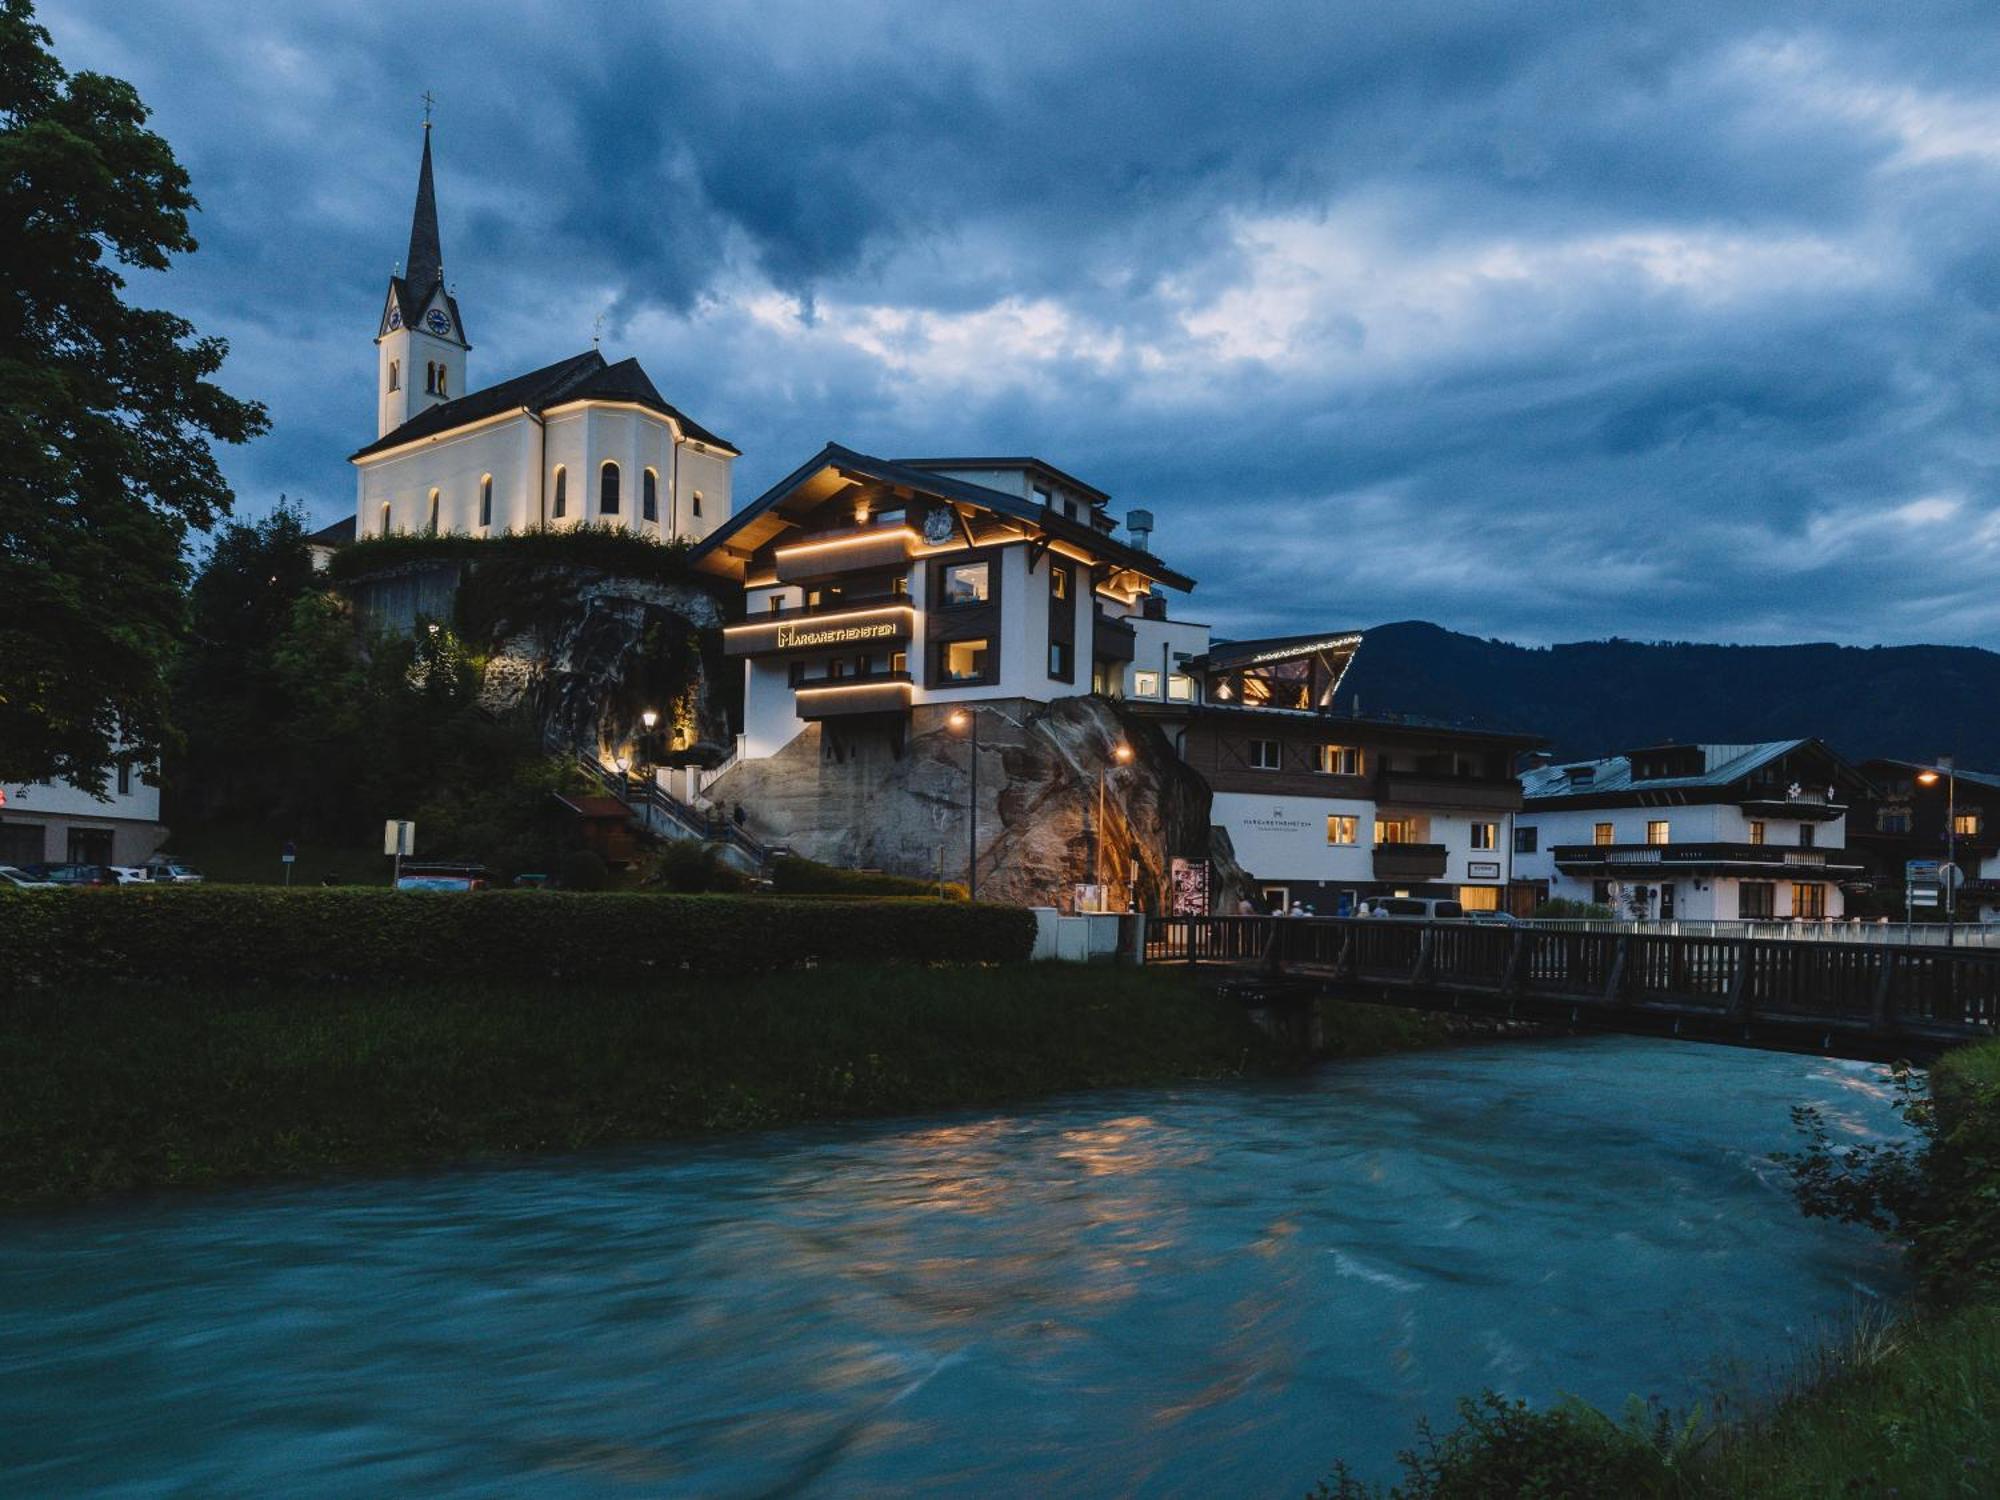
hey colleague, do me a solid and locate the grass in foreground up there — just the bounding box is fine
[0,965,1445,1207]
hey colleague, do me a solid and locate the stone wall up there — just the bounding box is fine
[709,695,1244,912]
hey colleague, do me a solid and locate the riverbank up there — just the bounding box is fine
[0,964,1448,1208]
[1312,1035,2000,1498]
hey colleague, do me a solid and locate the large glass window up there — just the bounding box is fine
[1249,739,1280,770]
[1375,817,1417,845]
[1166,673,1193,702]
[1317,744,1362,775]
[1326,815,1358,846]
[1133,670,1161,697]
[599,462,621,517]
[942,639,988,682]
[1740,881,1776,918]
[1800,824,1816,848]
[1457,885,1500,912]
[942,561,990,605]
[1792,883,1828,919]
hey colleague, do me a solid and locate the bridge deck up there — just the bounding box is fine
[1147,917,1998,1061]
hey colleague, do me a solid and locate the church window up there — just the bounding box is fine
[643,468,658,523]
[425,362,436,395]
[436,366,448,398]
[692,490,703,517]
[552,467,567,519]
[479,475,493,529]
[599,462,621,517]
[379,501,391,536]
[426,489,440,535]
[388,360,399,392]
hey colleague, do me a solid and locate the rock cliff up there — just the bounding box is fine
[709,696,1243,912]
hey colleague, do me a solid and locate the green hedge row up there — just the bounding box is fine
[0,889,1035,992]
[768,855,967,901]
[325,524,701,586]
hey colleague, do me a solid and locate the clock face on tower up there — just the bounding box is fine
[425,309,451,336]
[387,307,402,330]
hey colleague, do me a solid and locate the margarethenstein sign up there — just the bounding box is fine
[775,619,900,650]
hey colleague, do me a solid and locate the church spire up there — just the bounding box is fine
[405,120,443,293]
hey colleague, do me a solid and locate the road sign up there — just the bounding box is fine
[383,820,415,857]
[281,840,296,864]
[1910,887,1941,907]
[1906,858,1941,882]
[1941,862,1965,896]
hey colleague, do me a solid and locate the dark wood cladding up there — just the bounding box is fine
[1373,843,1450,881]
[1178,718,1372,798]
[924,545,1005,689]
[1093,610,1136,664]
[1047,559,1076,684]
[1376,771,1523,813]
[794,672,914,720]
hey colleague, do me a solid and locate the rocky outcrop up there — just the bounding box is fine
[709,696,1244,912]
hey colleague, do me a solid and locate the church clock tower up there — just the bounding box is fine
[376,122,470,438]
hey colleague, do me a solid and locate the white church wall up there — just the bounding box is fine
[358,415,527,538]
[677,443,733,541]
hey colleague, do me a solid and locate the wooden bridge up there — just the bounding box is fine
[1145,917,2000,1062]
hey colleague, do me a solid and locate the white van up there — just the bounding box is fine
[1360,896,1465,921]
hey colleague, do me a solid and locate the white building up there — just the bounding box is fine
[0,765,164,868]
[1513,740,1872,920]
[345,126,735,544]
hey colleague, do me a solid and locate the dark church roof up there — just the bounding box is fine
[304,515,356,549]
[350,350,738,461]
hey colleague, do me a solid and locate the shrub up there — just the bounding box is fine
[1532,898,1616,919]
[326,525,700,587]
[558,849,609,891]
[644,841,750,894]
[769,854,966,901]
[0,888,1036,992]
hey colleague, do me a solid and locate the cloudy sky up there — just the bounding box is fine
[39,1,2000,646]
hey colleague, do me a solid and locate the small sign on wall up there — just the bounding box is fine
[1467,860,1501,880]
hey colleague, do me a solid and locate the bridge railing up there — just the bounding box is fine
[1146,915,2000,1039]
[1523,918,2000,948]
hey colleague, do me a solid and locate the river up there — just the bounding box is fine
[1,1037,1909,1497]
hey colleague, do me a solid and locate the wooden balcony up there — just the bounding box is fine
[1093,611,1136,663]
[1376,770,1523,813]
[1552,842,1866,876]
[793,671,915,721]
[724,601,913,658]
[1373,842,1449,882]
[772,525,918,584]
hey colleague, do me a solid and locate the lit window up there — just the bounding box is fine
[1647,820,1670,846]
[1326,815,1358,846]
[643,469,658,523]
[1457,886,1500,912]
[1317,744,1362,775]
[1375,818,1416,845]
[942,638,988,682]
[599,462,621,517]
[890,651,907,674]
[1514,825,1538,854]
[1792,883,1828,919]
[1133,670,1160,697]
[1955,813,1982,837]
[1593,822,1614,846]
[768,596,784,613]
[1471,822,1498,851]
[942,561,990,605]
[1166,674,1193,702]
[552,467,567,519]
[478,475,492,528]
[1748,820,1766,845]
[378,501,391,535]
[1249,739,1281,770]
[1050,567,1068,600]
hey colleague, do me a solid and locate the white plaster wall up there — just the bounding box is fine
[1125,615,1209,700]
[1211,792,1377,884]
[3,772,160,824]
[744,658,807,760]
[677,444,734,541]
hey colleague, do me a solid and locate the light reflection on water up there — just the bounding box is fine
[0,1037,1910,1497]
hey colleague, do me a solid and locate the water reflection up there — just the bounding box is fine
[0,1038,1909,1498]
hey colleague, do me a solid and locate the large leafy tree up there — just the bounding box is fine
[0,0,266,791]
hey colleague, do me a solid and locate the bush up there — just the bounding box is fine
[1532,898,1616,919]
[558,849,609,891]
[769,854,966,901]
[325,524,701,587]
[0,888,1036,992]
[644,842,750,893]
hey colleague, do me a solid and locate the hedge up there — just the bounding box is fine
[325,525,701,587]
[768,854,967,901]
[0,889,1035,993]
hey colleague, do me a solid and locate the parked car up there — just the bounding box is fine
[1360,896,1466,920]
[140,857,205,884]
[1465,909,1520,927]
[394,862,490,892]
[0,865,59,891]
[42,863,119,888]
[111,866,151,885]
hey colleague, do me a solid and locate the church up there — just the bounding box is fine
[347,127,736,541]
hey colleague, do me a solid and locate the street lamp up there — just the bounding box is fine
[1094,742,1134,911]
[949,708,979,899]
[636,708,659,806]
[1917,758,1958,946]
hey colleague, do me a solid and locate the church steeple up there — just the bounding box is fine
[405,123,443,294]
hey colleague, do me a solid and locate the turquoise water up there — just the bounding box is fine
[0,1037,1908,1497]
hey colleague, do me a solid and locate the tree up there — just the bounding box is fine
[0,0,266,791]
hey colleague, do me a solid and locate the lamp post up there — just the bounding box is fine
[1917,758,1958,947]
[949,708,979,899]
[1095,742,1134,911]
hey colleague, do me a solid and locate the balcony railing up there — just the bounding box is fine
[1552,842,1865,874]
[1375,770,1523,812]
[1373,842,1449,881]
[792,670,915,721]
[772,525,919,584]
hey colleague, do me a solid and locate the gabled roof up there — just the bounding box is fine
[349,350,736,462]
[1522,738,1865,801]
[1196,629,1368,671]
[690,442,1194,590]
[304,516,356,549]
[896,456,1110,504]
[1863,758,2000,796]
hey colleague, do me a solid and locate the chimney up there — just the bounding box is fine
[1125,508,1154,553]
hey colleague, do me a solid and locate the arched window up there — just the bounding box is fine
[426,489,440,535]
[436,366,448,398]
[599,461,621,517]
[479,475,493,529]
[379,501,392,536]
[425,362,436,395]
[552,466,567,519]
[387,360,399,392]
[642,468,658,523]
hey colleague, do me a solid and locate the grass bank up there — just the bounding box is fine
[0,965,1443,1208]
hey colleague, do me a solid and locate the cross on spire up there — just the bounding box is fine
[593,312,604,350]
[421,89,436,129]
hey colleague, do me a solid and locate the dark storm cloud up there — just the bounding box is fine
[37,0,2000,644]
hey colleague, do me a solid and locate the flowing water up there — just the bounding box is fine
[1,1037,1910,1497]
